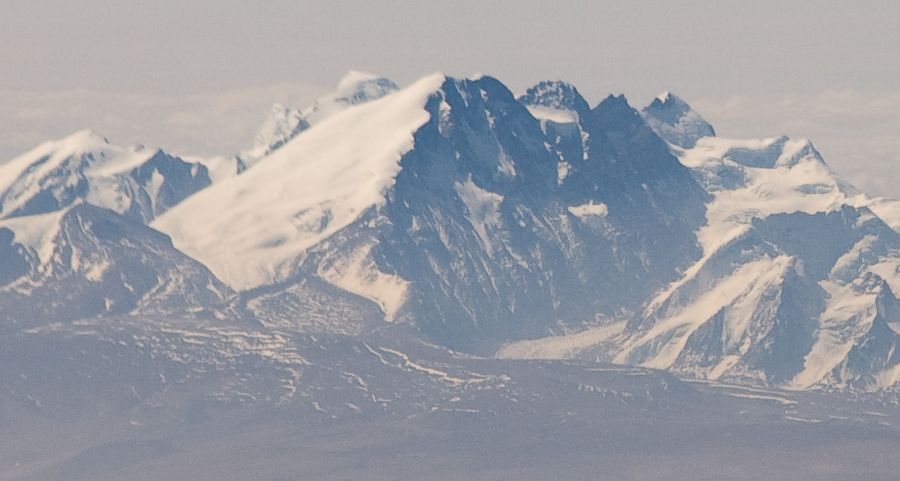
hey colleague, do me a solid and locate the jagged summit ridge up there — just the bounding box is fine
[518,80,590,123]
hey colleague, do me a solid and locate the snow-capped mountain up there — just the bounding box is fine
[1,72,898,393]
[155,74,710,351]
[4,70,900,480]
[0,130,212,223]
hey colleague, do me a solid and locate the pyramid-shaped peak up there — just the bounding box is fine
[593,94,639,118]
[640,92,715,149]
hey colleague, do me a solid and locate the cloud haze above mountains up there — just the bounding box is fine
[2,0,898,197]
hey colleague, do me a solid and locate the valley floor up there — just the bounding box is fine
[1,321,898,481]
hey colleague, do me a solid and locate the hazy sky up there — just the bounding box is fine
[2,0,899,196]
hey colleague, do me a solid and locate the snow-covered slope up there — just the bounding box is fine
[154,73,443,291]
[853,195,900,233]
[0,130,212,223]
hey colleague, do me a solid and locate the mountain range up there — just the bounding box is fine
[2,71,900,480]
[3,71,897,390]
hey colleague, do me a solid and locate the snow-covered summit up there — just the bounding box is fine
[299,70,400,127]
[0,130,211,222]
[593,94,644,126]
[641,91,716,148]
[337,70,381,90]
[241,71,401,165]
[518,80,590,123]
[1,130,113,190]
[333,70,400,105]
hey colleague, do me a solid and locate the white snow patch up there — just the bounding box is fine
[84,258,111,282]
[567,202,608,219]
[722,390,798,406]
[454,177,504,253]
[374,346,486,386]
[708,355,741,381]
[868,256,900,295]
[318,242,410,321]
[496,321,627,360]
[188,155,242,183]
[855,196,900,232]
[557,161,571,184]
[146,169,165,212]
[525,105,578,124]
[875,363,900,389]
[496,147,517,177]
[83,176,134,214]
[784,415,822,424]
[0,208,69,263]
